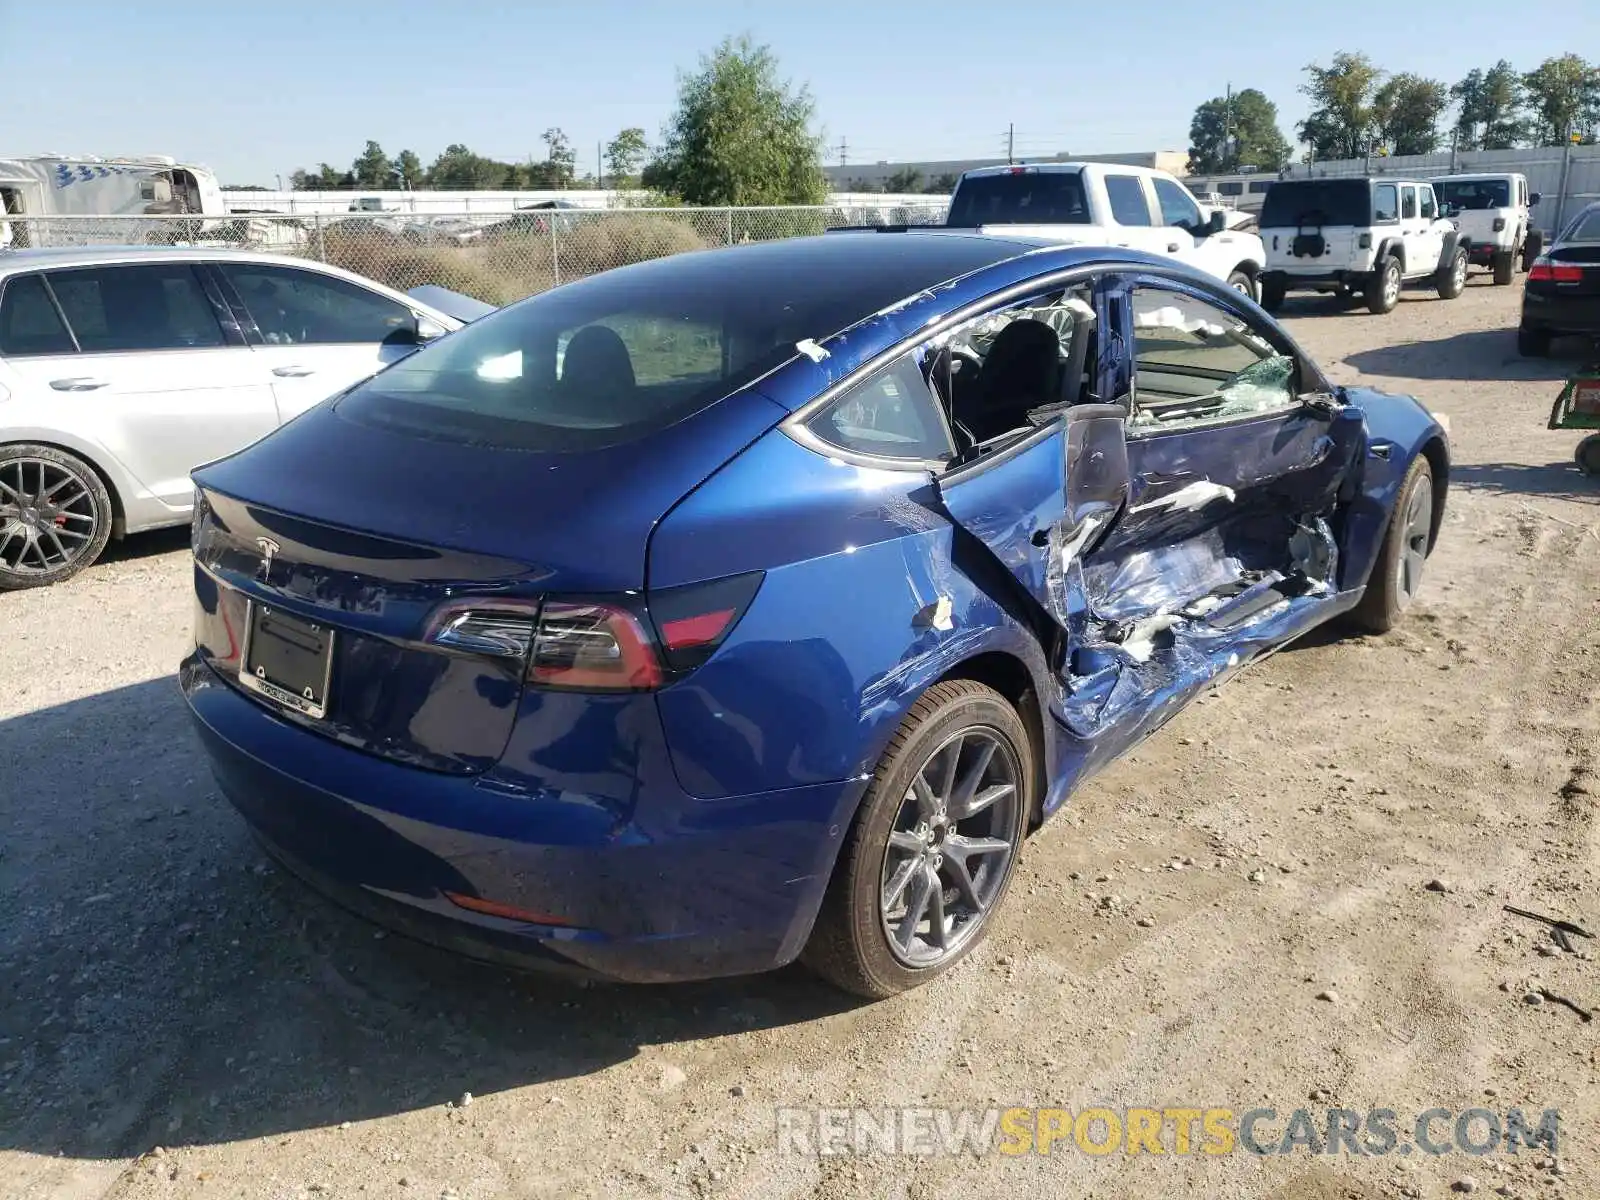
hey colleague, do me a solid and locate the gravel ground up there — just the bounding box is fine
[2,278,1598,1200]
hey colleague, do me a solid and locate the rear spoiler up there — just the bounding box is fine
[406,285,497,323]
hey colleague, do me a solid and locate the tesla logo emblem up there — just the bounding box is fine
[256,536,281,581]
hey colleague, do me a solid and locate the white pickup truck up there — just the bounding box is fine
[944,163,1266,298]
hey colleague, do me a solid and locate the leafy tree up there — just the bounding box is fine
[924,172,960,195]
[1187,88,1291,173]
[883,168,924,193]
[427,143,504,189]
[604,128,649,185]
[544,128,578,188]
[1451,62,1526,150]
[394,149,424,188]
[289,168,311,190]
[351,140,394,187]
[644,35,827,205]
[1372,74,1449,155]
[1522,54,1600,146]
[1299,53,1382,160]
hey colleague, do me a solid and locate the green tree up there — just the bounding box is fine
[1522,54,1600,146]
[604,128,649,185]
[1372,73,1449,155]
[924,172,960,195]
[312,163,346,189]
[1299,53,1383,160]
[427,144,504,189]
[394,149,424,188]
[289,168,311,190]
[541,127,577,188]
[644,35,827,206]
[1450,62,1527,150]
[351,140,394,187]
[1187,88,1292,173]
[884,168,924,193]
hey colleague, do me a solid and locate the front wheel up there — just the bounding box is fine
[1493,249,1515,286]
[1350,456,1434,633]
[1576,434,1600,478]
[803,680,1031,998]
[1436,248,1468,299]
[1225,269,1256,302]
[1522,231,1544,273]
[1366,257,1402,314]
[0,444,114,590]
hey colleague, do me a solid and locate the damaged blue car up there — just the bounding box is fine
[182,232,1448,998]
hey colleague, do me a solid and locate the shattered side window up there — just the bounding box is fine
[1129,288,1297,429]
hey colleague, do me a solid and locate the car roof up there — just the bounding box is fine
[1435,173,1520,183]
[0,245,341,275]
[958,161,1167,181]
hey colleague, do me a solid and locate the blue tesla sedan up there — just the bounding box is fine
[181,232,1448,997]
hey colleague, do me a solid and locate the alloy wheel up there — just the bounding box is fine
[1383,264,1402,307]
[1396,477,1432,602]
[878,726,1022,968]
[0,457,100,577]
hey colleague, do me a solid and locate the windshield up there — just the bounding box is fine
[1259,180,1370,228]
[946,171,1090,227]
[1436,179,1511,210]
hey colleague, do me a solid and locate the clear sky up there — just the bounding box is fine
[2,0,1594,185]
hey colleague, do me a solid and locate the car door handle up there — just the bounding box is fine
[271,365,316,377]
[1167,242,1181,253]
[48,377,108,391]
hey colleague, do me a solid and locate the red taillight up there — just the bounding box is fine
[648,572,763,672]
[528,601,662,691]
[1529,259,1583,282]
[444,891,574,926]
[660,608,737,649]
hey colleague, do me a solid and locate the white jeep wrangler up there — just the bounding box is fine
[1257,177,1469,315]
[1433,172,1542,285]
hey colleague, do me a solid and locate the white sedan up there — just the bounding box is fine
[0,247,487,589]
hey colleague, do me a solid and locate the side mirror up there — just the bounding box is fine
[1530,192,1542,208]
[1206,209,1227,235]
[415,315,449,342]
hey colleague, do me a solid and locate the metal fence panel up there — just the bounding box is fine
[0,204,950,306]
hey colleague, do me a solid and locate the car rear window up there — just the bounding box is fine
[1562,208,1600,242]
[1260,180,1371,228]
[946,171,1090,226]
[335,237,1020,452]
[1437,179,1511,210]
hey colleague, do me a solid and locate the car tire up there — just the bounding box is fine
[1225,269,1256,302]
[1517,324,1552,358]
[802,679,1032,999]
[1492,250,1515,286]
[1436,248,1468,299]
[1366,257,1402,314]
[0,443,115,591]
[1576,434,1600,478]
[1259,276,1287,313]
[1350,456,1434,634]
[1522,231,1544,273]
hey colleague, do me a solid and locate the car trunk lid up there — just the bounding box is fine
[191,394,784,773]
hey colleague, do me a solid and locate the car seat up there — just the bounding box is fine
[958,318,1063,441]
[558,325,637,418]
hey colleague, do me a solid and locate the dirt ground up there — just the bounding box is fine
[3,277,1598,1200]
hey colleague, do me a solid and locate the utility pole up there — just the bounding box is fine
[597,141,603,190]
[1224,82,1235,172]
[834,137,849,167]
[1007,123,1016,165]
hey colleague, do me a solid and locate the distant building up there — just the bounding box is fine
[824,150,1191,192]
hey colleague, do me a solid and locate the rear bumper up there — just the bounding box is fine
[1262,268,1368,290]
[181,656,861,984]
[1466,242,1512,265]
[1522,291,1600,334]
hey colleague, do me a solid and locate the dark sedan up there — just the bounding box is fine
[1520,202,1600,357]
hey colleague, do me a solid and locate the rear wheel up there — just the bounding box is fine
[1259,275,1287,313]
[1436,248,1468,299]
[1576,434,1600,478]
[0,444,114,590]
[1351,457,1434,634]
[1492,249,1515,286]
[1517,324,1552,358]
[1522,231,1544,272]
[803,680,1031,998]
[1366,257,1402,314]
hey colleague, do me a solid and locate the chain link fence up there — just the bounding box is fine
[0,204,950,306]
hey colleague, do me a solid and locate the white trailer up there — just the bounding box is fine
[0,154,226,246]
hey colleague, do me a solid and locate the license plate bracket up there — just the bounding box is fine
[241,603,335,720]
